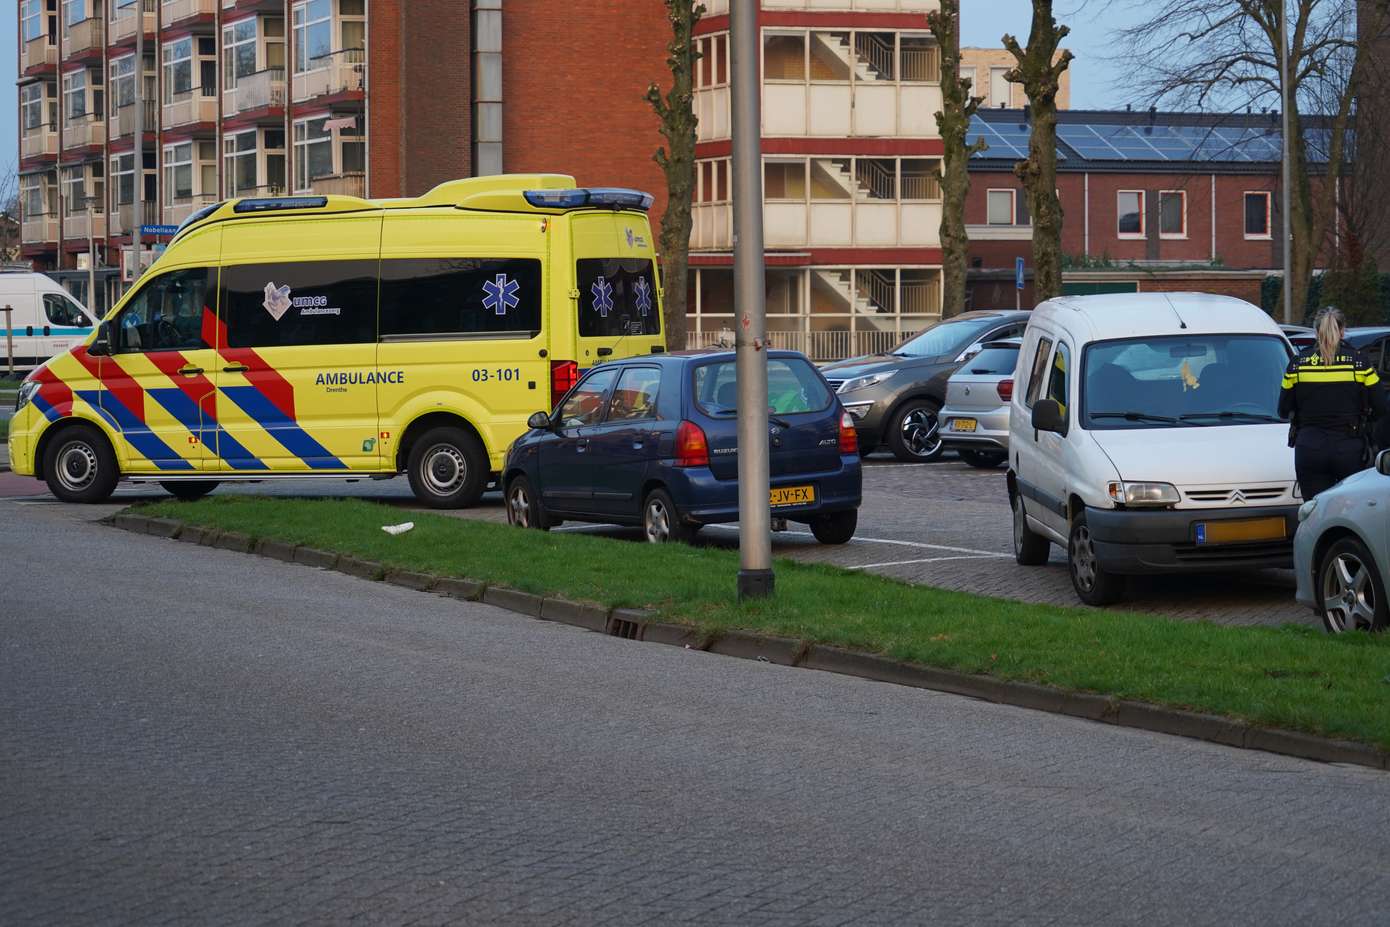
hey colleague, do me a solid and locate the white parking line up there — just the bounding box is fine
[847,554,995,570]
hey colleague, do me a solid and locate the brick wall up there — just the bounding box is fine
[960,48,1071,110]
[367,0,403,198]
[1359,0,1390,268]
[398,1,472,195]
[501,1,670,232]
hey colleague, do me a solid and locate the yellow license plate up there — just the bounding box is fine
[770,485,815,507]
[950,418,978,433]
[1196,516,1287,545]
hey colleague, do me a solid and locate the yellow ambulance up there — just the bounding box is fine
[7,174,667,507]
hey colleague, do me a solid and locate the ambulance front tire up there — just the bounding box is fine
[160,481,220,502]
[43,423,119,504]
[407,426,488,509]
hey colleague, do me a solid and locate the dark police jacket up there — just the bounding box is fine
[1278,343,1385,436]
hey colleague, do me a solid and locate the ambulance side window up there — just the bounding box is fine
[379,258,542,340]
[112,268,215,353]
[221,260,378,348]
[575,258,661,338]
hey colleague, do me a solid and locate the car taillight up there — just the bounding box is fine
[838,411,859,454]
[550,360,579,409]
[996,378,1014,403]
[675,420,709,467]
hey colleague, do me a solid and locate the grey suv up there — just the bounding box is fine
[820,311,1031,461]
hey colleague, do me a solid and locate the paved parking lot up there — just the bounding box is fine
[1,452,1311,628]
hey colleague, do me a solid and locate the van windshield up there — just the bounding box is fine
[1082,334,1290,429]
[575,258,661,338]
[694,357,832,417]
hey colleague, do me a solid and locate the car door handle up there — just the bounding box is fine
[178,365,203,376]
[222,364,250,373]
[576,439,589,452]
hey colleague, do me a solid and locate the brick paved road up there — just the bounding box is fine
[2,501,1387,925]
[0,451,1310,626]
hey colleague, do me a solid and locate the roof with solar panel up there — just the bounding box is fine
[969,108,1342,174]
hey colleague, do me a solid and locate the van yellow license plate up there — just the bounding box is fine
[950,418,978,433]
[770,486,815,507]
[1195,516,1287,545]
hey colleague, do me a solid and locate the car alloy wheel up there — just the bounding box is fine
[1069,523,1098,592]
[507,482,532,528]
[644,496,672,543]
[1321,550,1379,632]
[899,408,942,459]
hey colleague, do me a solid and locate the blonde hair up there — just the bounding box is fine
[1315,306,1345,365]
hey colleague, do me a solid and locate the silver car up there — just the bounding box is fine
[1293,450,1390,633]
[938,339,1020,469]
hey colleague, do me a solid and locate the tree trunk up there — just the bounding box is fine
[646,2,705,350]
[1003,3,1074,304]
[927,0,986,318]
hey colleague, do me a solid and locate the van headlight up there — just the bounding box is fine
[15,380,38,413]
[1106,481,1180,507]
[839,372,890,393]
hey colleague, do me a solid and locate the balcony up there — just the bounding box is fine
[22,214,59,244]
[163,89,219,129]
[64,18,102,58]
[63,114,107,150]
[224,68,286,116]
[227,183,286,200]
[292,49,366,103]
[22,36,57,72]
[308,172,366,198]
[113,101,157,139]
[163,0,217,25]
[64,211,108,242]
[164,194,218,226]
[114,201,160,237]
[21,127,59,160]
[110,6,156,46]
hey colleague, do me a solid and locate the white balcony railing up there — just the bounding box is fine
[63,114,106,149]
[63,212,107,241]
[223,67,286,115]
[21,127,59,159]
[110,6,155,44]
[22,215,59,244]
[22,35,57,71]
[64,17,102,56]
[115,201,159,236]
[308,172,367,198]
[163,89,219,127]
[292,49,365,102]
[164,194,218,226]
[163,0,217,24]
[114,100,157,138]
[692,199,942,250]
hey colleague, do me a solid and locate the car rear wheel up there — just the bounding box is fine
[505,474,550,531]
[1317,536,1388,633]
[1068,511,1124,606]
[810,509,858,545]
[642,488,693,544]
[406,426,488,509]
[160,480,219,502]
[959,449,1007,469]
[887,400,945,463]
[43,424,118,504]
[1012,493,1050,566]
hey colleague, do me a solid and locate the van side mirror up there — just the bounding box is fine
[527,411,552,431]
[1031,398,1067,436]
[1378,448,1390,478]
[87,321,113,357]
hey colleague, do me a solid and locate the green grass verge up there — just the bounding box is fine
[0,416,8,442]
[138,495,1390,751]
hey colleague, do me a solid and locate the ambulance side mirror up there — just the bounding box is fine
[88,321,113,357]
[527,411,552,431]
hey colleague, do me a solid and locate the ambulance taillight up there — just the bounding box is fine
[550,360,579,408]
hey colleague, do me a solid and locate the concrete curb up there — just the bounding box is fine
[104,512,1390,773]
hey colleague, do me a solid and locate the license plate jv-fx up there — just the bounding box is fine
[1195,516,1287,545]
[770,485,815,507]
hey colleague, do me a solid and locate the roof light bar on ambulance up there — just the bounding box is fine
[522,188,654,211]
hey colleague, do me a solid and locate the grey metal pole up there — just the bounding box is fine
[88,199,97,315]
[4,306,14,377]
[730,0,773,600]
[1280,1,1294,324]
[133,0,144,278]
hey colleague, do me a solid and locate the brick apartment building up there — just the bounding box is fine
[960,46,1069,111]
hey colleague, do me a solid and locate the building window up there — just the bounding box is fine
[163,142,193,203]
[62,163,103,216]
[763,33,806,81]
[696,33,729,89]
[987,189,1016,226]
[1244,191,1272,239]
[1117,190,1145,237]
[1159,190,1186,238]
[224,17,273,89]
[696,159,730,203]
[110,54,135,114]
[62,0,86,28]
[163,36,193,101]
[990,67,1011,107]
[340,0,365,55]
[111,152,135,205]
[224,128,285,196]
[21,82,47,131]
[293,116,333,189]
[63,69,87,122]
[292,0,331,73]
[21,173,47,217]
[22,0,46,42]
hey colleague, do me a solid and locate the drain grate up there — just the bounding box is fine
[607,616,643,640]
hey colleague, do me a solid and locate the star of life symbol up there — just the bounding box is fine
[634,278,653,317]
[482,274,520,316]
[262,282,292,321]
[625,228,635,247]
[591,276,615,318]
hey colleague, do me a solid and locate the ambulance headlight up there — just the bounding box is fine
[15,380,38,412]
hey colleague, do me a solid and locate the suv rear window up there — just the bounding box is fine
[575,258,661,338]
[694,357,832,416]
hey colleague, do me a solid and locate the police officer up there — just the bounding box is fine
[1279,306,1385,498]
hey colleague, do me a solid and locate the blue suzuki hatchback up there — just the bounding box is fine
[502,350,863,544]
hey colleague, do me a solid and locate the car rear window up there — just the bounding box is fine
[962,346,1019,376]
[575,258,661,338]
[693,357,832,416]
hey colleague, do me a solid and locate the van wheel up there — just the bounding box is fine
[407,426,488,509]
[1012,493,1050,566]
[43,424,118,504]
[642,488,693,544]
[888,400,945,462]
[959,449,1007,469]
[810,509,858,545]
[1068,511,1124,606]
[505,475,550,531]
[160,480,219,502]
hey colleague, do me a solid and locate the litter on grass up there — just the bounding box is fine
[381,522,415,536]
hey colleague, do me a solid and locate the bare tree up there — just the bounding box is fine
[1112,0,1387,315]
[646,2,705,350]
[928,0,987,317]
[0,162,18,264]
[1003,3,1075,303]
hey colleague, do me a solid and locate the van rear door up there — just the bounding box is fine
[569,213,664,365]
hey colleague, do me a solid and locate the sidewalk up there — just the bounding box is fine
[0,444,9,472]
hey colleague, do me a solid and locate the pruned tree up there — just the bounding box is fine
[927,0,987,317]
[646,2,705,350]
[1111,0,1389,317]
[1003,3,1075,303]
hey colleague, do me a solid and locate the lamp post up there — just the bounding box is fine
[86,195,96,315]
[1280,0,1294,324]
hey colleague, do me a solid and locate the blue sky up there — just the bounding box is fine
[0,2,1142,178]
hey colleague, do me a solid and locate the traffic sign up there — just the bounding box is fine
[1015,257,1026,290]
[141,225,180,237]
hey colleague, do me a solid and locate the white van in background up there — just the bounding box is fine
[1007,293,1298,606]
[0,271,96,372]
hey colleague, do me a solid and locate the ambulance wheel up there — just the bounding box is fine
[160,480,219,502]
[43,424,118,504]
[407,426,488,509]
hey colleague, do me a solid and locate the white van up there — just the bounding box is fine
[1007,293,1298,605]
[0,271,96,371]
